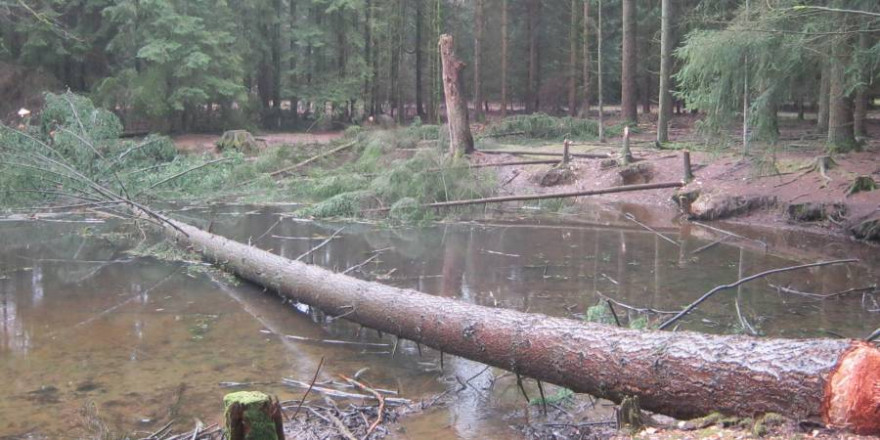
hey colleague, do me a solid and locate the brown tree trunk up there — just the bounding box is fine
[439,34,475,156]
[474,0,484,122]
[580,0,591,118]
[568,0,578,117]
[828,31,855,149]
[527,0,540,113]
[154,216,880,435]
[621,0,638,123]
[817,64,830,133]
[657,0,672,143]
[415,0,426,119]
[501,0,509,118]
[853,31,869,137]
[597,0,605,141]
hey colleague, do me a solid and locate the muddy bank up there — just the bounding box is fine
[479,138,879,244]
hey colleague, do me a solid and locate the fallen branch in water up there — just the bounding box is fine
[659,259,859,330]
[341,375,385,437]
[296,226,345,261]
[291,356,324,420]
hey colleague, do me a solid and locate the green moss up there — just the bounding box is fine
[224,391,279,440]
[529,387,574,406]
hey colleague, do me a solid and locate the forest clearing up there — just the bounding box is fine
[2,1,880,439]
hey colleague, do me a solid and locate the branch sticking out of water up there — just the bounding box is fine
[659,259,859,330]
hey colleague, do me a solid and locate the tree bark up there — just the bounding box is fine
[657,0,672,143]
[817,64,830,133]
[439,34,475,156]
[853,31,869,137]
[568,0,578,117]
[580,0,591,118]
[474,0,484,122]
[827,30,855,149]
[527,0,540,113]
[620,0,638,123]
[501,0,509,118]
[154,216,880,435]
[415,0,426,119]
[597,0,605,141]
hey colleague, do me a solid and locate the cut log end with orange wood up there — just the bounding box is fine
[822,341,880,435]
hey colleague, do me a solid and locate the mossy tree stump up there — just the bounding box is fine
[217,130,262,154]
[224,391,284,440]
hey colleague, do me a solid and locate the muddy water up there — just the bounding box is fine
[1,208,877,439]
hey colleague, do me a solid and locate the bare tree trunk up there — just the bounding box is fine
[817,64,830,133]
[474,0,484,122]
[527,0,540,113]
[597,0,605,142]
[853,31,869,137]
[620,0,638,123]
[439,34,475,156]
[657,0,672,143]
[580,0,591,118]
[828,26,855,149]
[568,0,578,117]
[154,216,880,435]
[501,0,509,118]
[415,0,426,119]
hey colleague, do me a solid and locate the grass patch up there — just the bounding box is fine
[481,113,625,143]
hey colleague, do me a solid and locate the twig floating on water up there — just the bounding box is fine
[296,227,346,261]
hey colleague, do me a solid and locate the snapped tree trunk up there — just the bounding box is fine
[153,216,880,435]
[620,0,638,123]
[439,34,475,156]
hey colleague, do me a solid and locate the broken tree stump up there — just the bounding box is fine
[682,150,694,182]
[224,391,285,440]
[439,34,474,156]
[217,130,262,154]
[846,175,877,197]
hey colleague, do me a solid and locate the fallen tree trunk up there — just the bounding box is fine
[478,149,610,159]
[369,181,685,212]
[158,216,880,434]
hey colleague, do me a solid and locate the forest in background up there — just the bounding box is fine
[1,1,878,151]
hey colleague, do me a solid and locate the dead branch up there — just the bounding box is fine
[659,259,858,330]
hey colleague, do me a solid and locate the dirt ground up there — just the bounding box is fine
[476,112,880,244]
[173,131,344,154]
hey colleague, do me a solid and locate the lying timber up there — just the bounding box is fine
[371,181,685,212]
[424,159,560,173]
[155,214,880,435]
[478,149,611,159]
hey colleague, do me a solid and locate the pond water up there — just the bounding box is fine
[1,206,877,439]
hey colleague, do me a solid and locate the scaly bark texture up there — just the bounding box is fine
[439,34,474,155]
[620,0,638,123]
[154,215,879,434]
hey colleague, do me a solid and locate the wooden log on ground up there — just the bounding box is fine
[370,181,684,212]
[156,214,880,434]
[478,149,610,159]
[424,159,560,173]
[439,34,474,156]
[224,391,285,440]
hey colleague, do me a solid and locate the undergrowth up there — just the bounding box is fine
[481,113,624,142]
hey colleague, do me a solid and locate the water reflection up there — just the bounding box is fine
[0,210,877,438]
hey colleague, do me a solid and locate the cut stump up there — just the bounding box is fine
[224,391,285,440]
